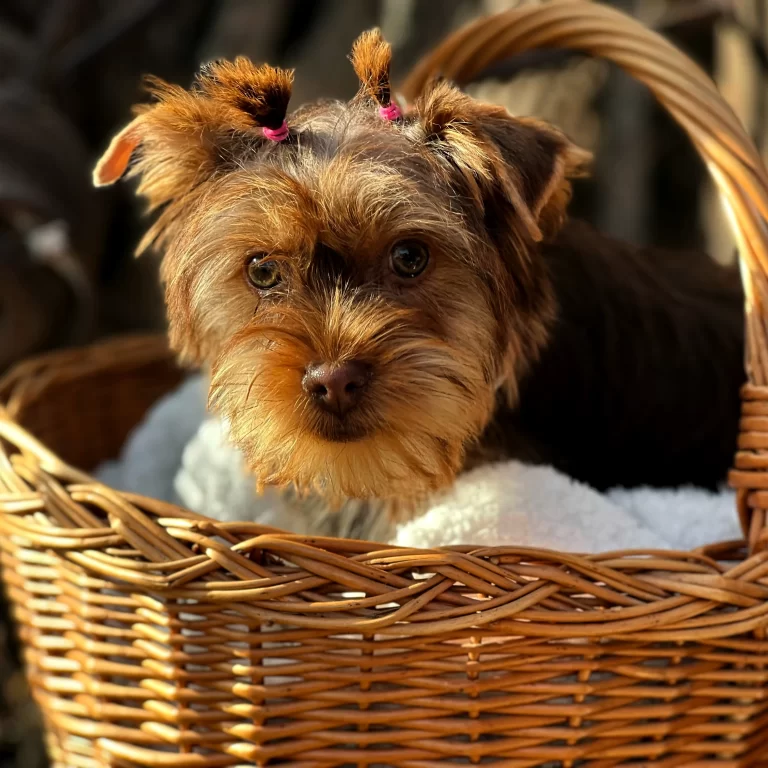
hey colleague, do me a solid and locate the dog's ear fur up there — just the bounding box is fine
[413,80,591,244]
[93,61,293,252]
[93,119,144,186]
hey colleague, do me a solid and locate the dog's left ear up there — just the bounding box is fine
[413,80,591,243]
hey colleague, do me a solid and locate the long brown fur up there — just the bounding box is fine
[94,31,744,503]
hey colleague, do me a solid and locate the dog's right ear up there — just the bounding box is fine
[93,118,144,186]
[93,79,236,198]
[93,62,293,251]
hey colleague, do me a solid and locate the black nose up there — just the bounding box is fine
[302,361,370,416]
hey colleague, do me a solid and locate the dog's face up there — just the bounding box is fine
[95,32,588,501]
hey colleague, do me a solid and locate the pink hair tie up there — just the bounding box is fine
[262,121,289,142]
[378,103,402,121]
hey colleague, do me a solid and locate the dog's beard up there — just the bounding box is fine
[208,290,497,501]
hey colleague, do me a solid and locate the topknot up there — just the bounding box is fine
[195,57,294,130]
[350,29,394,108]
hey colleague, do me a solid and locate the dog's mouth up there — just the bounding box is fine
[312,416,370,443]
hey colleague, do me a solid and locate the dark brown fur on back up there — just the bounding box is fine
[480,219,744,491]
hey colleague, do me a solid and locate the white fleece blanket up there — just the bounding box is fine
[96,375,742,552]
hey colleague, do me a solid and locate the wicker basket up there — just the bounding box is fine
[3,2,768,766]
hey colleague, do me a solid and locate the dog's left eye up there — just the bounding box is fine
[390,240,430,279]
[246,257,282,290]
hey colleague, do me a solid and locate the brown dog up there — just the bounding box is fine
[94,30,744,506]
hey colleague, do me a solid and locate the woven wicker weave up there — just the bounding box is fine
[2,2,768,766]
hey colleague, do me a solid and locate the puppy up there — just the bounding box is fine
[94,30,744,511]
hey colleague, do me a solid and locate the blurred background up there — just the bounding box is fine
[0,0,765,764]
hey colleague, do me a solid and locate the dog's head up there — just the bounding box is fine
[95,31,589,501]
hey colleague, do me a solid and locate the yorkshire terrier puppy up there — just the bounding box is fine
[94,31,744,509]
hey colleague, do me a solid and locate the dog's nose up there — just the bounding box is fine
[302,361,370,416]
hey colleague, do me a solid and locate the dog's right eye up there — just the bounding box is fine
[246,257,282,290]
[390,240,430,279]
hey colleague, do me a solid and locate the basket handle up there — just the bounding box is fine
[401,0,768,554]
